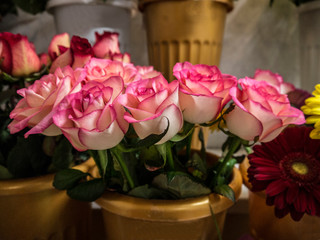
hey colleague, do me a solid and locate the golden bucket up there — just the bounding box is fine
[139,0,233,81]
[96,152,242,240]
[0,159,94,240]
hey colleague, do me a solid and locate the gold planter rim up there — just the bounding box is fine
[0,174,54,196]
[0,158,95,196]
[138,0,234,12]
[96,166,242,222]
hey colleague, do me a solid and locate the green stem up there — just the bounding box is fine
[212,137,242,186]
[166,142,175,171]
[186,128,194,162]
[111,147,135,190]
[219,137,241,173]
[88,150,106,178]
[209,203,223,240]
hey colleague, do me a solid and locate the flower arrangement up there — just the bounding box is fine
[0,31,120,179]
[3,30,306,202]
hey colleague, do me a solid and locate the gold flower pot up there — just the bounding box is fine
[96,152,242,240]
[139,0,233,81]
[0,159,94,240]
[240,158,320,240]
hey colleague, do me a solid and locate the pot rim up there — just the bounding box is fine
[95,166,242,221]
[0,158,95,196]
[46,0,137,11]
[138,0,234,12]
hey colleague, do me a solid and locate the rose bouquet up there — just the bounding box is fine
[5,31,305,203]
[0,31,126,179]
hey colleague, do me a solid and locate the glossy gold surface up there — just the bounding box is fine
[240,158,320,240]
[0,158,94,240]
[139,0,233,81]
[96,152,242,240]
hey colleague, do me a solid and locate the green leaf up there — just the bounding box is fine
[140,145,164,170]
[170,121,194,142]
[67,178,105,201]
[104,151,124,191]
[52,138,74,169]
[118,118,170,152]
[214,184,235,202]
[185,152,207,180]
[0,72,19,82]
[152,172,211,199]
[53,169,89,190]
[0,164,13,179]
[128,184,174,199]
[155,143,167,168]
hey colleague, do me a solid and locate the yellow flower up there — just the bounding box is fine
[301,84,320,138]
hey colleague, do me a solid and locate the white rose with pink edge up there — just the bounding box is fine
[52,77,128,151]
[225,77,305,142]
[173,62,237,124]
[117,74,183,144]
[8,66,84,137]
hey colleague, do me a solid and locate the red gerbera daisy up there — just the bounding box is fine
[248,126,320,221]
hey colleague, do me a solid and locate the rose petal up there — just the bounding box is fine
[225,105,263,141]
[129,104,183,144]
[79,121,124,150]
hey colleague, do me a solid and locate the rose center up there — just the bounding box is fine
[137,87,154,96]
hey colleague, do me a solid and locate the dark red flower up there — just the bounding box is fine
[248,126,320,221]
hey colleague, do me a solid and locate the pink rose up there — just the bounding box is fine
[173,62,237,124]
[8,66,83,137]
[225,78,305,142]
[83,58,138,85]
[254,69,295,94]
[92,31,131,63]
[136,66,162,80]
[50,35,93,73]
[118,75,183,144]
[0,32,41,77]
[53,78,128,151]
